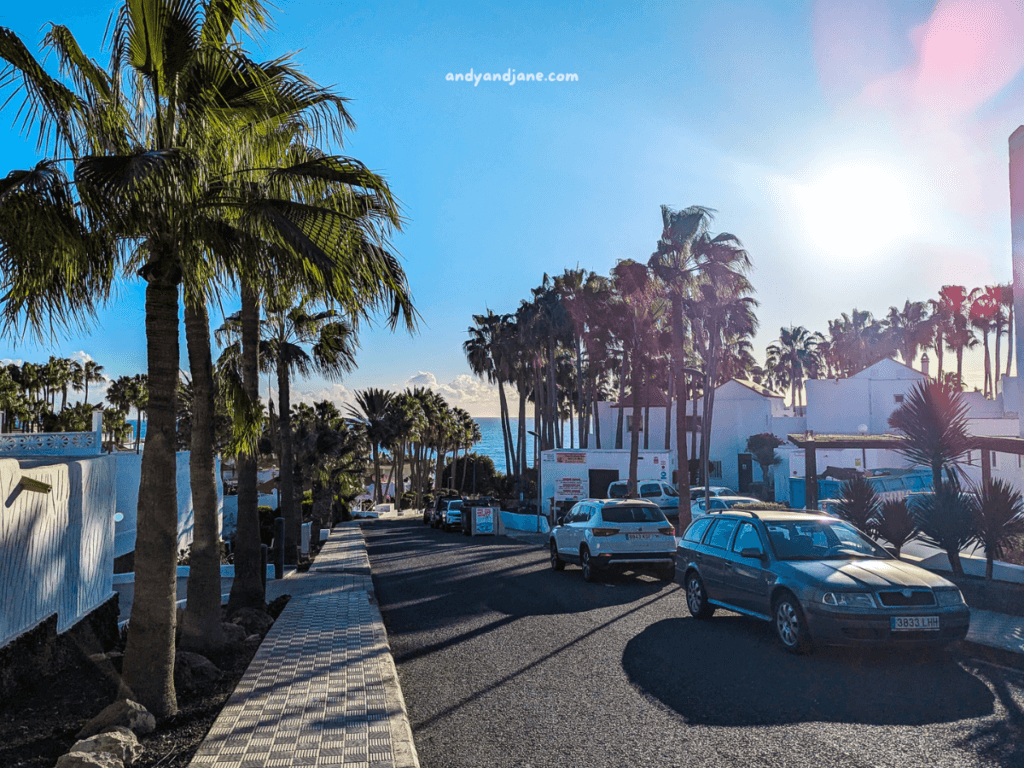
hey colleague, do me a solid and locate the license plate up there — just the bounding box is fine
[626,533,656,540]
[891,616,940,631]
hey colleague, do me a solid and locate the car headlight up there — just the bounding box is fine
[935,589,965,607]
[822,592,876,609]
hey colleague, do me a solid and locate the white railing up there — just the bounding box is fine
[0,411,103,457]
[0,456,115,648]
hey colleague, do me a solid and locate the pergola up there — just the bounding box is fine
[786,432,1024,510]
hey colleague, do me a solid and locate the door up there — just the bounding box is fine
[700,517,740,600]
[737,453,753,494]
[721,521,772,616]
[589,469,619,499]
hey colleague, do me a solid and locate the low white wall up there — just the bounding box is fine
[0,457,115,647]
[500,510,550,534]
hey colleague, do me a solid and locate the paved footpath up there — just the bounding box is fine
[187,522,419,768]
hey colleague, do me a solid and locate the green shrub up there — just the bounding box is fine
[731,501,789,511]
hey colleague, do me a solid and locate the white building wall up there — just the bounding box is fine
[0,457,116,648]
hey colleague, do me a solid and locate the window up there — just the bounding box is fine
[683,517,713,543]
[732,522,763,555]
[640,483,661,498]
[608,483,627,499]
[709,461,723,479]
[894,394,904,404]
[706,518,739,550]
[601,505,666,523]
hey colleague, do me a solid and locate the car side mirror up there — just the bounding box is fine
[739,547,767,561]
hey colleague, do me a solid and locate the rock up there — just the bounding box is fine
[221,622,248,645]
[267,595,290,620]
[230,608,274,637]
[77,699,156,739]
[174,651,223,693]
[67,727,143,766]
[55,751,123,768]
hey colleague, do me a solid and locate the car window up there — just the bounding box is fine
[765,520,887,561]
[449,500,462,509]
[608,483,627,499]
[662,484,678,497]
[640,483,660,498]
[732,522,763,553]
[600,505,666,523]
[571,505,587,523]
[706,518,739,549]
[682,517,713,543]
[710,499,727,509]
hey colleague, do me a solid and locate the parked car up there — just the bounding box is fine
[426,494,460,525]
[675,509,970,653]
[432,498,463,531]
[549,498,676,582]
[691,495,762,517]
[607,479,684,517]
[689,486,735,514]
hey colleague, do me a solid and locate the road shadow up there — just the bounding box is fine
[623,616,995,727]
[364,518,673,641]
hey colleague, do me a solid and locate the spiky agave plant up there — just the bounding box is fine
[974,478,1024,580]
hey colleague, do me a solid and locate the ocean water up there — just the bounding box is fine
[474,418,536,475]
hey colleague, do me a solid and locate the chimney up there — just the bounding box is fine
[920,352,930,378]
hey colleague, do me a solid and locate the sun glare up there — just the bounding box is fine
[793,162,922,259]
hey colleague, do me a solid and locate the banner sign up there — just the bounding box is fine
[474,506,494,534]
[555,476,585,500]
[556,452,587,464]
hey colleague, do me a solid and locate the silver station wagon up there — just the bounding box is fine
[676,510,971,653]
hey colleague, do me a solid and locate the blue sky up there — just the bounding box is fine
[2,0,1023,415]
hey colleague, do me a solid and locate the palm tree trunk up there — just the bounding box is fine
[517,383,527,480]
[498,381,513,478]
[956,348,964,391]
[1007,305,1014,376]
[995,324,1002,392]
[121,268,180,719]
[983,331,991,398]
[576,336,586,449]
[372,442,382,505]
[277,362,298,564]
[702,333,722,501]
[591,376,601,449]
[181,300,225,654]
[616,354,627,450]
[628,345,642,496]
[672,300,691,530]
[228,281,266,612]
[664,367,673,452]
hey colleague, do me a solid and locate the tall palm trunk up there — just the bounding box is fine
[517,382,527,479]
[615,353,628,449]
[497,380,513,479]
[121,268,180,719]
[591,376,601,449]
[983,330,991,397]
[181,300,225,653]
[576,336,586,448]
[664,367,673,452]
[1007,304,1014,376]
[547,339,558,449]
[228,282,265,611]
[628,345,642,496]
[701,333,722,501]
[995,324,1002,392]
[277,361,298,564]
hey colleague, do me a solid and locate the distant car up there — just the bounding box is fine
[692,495,762,517]
[549,498,676,582]
[688,486,735,514]
[439,499,463,531]
[427,495,460,526]
[675,509,970,653]
[607,479,684,517]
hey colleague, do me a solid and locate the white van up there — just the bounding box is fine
[606,479,683,516]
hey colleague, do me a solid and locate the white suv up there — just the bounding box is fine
[549,499,676,582]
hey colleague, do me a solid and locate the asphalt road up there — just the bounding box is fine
[364,517,1024,768]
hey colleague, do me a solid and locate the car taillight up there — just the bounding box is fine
[659,527,674,536]
[592,528,619,537]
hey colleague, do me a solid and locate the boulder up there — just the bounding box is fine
[230,608,274,637]
[67,727,143,766]
[55,751,123,768]
[267,594,290,619]
[221,622,248,645]
[77,699,155,739]
[174,651,223,693]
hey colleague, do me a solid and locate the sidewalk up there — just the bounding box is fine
[187,522,419,768]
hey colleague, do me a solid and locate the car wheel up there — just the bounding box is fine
[550,541,565,571]
[774,592,812,654]
[686,572,715,619]
[581,546,597,582]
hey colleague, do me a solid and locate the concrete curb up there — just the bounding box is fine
[353,526,421,768]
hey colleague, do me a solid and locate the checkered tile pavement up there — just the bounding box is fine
[188,524,414,768]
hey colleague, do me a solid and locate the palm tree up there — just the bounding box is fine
[265,296,358,561]
[888,380,971,493]
[465,310,516,479]
[886,300,932,372]
[874,499,917,558]
[347,389,395,505]
[969,287,1001,397]
[1,0,414,716]
[745,432,783,500]
[765,326,822,408]
[936,285,979,391]
[128,375,148,454]
[912,473,976,575]
[80,360,106,405]
[835,474,880,534]
[974,478,1024,580]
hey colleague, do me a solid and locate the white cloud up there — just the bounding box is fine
[278,383,357,412]
[70,350,95,366]
[403,371,507,417]
[1,358,23,367]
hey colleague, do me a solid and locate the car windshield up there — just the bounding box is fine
[764,519,888,561]
[663,485,678,497]
[601,505,667,523]
[608,484,628,498]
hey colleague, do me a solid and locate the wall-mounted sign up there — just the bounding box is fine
[555,476,586,500]
[556,452,587,464]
